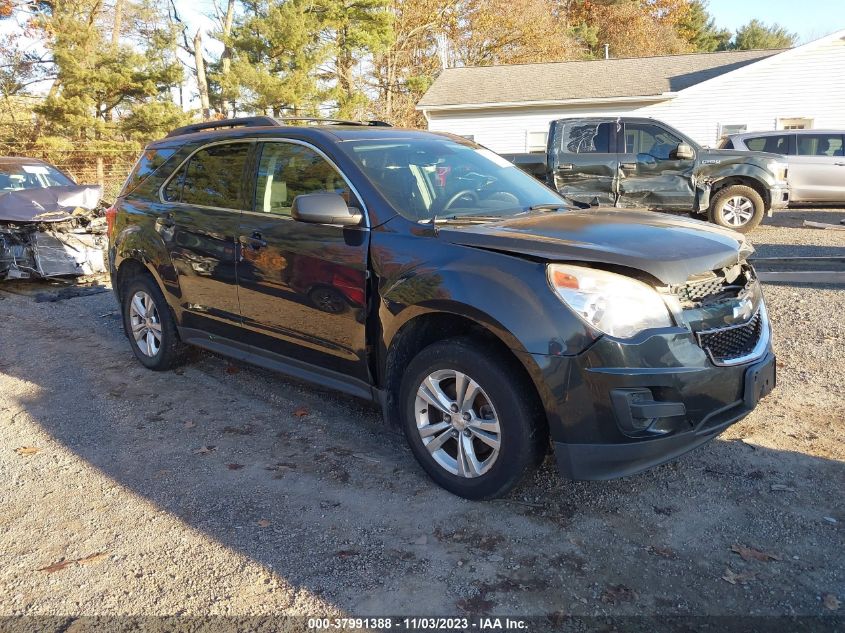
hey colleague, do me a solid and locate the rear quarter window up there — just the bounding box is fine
[745,135,789,154]
[120,147,178,196]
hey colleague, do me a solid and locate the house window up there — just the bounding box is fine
[527,131,548,153]
[778,117,813,130]
[719,124,747,136]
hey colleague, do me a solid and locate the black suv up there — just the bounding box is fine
[109,117,776,499]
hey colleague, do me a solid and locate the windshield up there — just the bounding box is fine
[342,137,565,222]
[0,163,75,191]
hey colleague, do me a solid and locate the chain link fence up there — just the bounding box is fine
[0,144,140,203]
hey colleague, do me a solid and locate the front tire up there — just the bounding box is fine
[708,185,765,233]
[399,338,544,500]
[121,274,186,371]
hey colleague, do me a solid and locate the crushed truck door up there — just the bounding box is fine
[616,120,696,211]
[548,119,618,205]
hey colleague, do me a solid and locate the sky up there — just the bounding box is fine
[706,0,845,43]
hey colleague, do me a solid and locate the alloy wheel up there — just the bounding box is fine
[720,196,755,227]
[128,290,163,357]
[414,369,501,478]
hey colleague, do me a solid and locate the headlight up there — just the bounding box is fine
[547,264,674,339]
[768,160,788,183]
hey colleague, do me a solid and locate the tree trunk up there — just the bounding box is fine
[112,0,124,47]
[96,156,105,189]
[220,0,235,117]
[193,29,211,120]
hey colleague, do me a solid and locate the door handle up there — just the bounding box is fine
[155,213,175,229]
[620,162,637,170]
[558,163,574,170]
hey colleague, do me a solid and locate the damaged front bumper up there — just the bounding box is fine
[0,184,108,281]
[0,223,107,280]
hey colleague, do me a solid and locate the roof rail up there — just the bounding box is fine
[165,116,279,138]
[278,117,392,127]
[166,116,392,138]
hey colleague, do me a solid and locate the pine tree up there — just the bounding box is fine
[675,0,731,52]
[223,0,326,116]
[729,19,796,50]
[315,0,393,118]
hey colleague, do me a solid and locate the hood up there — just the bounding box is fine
[0,185,102,223]
[437,209,751,285]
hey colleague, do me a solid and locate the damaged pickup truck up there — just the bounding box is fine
[504,117,790,232]
[0,157,108,281]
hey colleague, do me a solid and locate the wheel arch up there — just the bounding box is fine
[708,174,770,210]
[379,307,551,442]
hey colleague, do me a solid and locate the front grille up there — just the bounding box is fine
[678,276,728,302]
[697,310,763,364]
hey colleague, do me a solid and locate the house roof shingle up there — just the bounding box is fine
[417,49,784,108]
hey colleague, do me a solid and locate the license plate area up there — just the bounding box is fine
[744,355,776,408]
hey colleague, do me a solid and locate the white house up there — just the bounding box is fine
[417,30,845,153]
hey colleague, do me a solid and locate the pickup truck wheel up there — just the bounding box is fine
[399,338,543,500]
[708,185,765,233]
[121,274,186,371]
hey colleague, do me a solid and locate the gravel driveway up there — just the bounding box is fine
[0,208,843,625]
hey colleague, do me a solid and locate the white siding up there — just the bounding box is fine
[640,36,845,146]
[423,34,845,151]
[426,102,658,153]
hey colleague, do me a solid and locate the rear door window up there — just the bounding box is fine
[796,134,844,157]
[558,122,612,154]
[164,142,251,208]
[745,135,789,154]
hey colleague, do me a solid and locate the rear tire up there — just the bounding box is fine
[121,274,186,371]
[399,337,544,500]
[708,185,765,233]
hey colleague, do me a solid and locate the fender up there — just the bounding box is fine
[693,162,778,211]
[372,227,597,362]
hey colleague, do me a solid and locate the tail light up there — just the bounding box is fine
[105,206,117,239]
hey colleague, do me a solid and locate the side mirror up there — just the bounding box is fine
[291,192,363,226]
[675,143,695,160]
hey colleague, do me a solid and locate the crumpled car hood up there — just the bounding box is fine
[0,185,102,223]
[437,208,751,285]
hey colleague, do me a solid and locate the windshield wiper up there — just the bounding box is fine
[429,214,505,224]
[528,203,567,212]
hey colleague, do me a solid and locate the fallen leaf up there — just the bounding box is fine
[413,535,428,545]
[731,543,781,562]
[823,516,838,525]
[647,545,678,559]
[225,365,240,375]
[722,567,757,585]
[770,484,796,492]
[183,420,196,429]
[226,463,244,470]
[257,519,271,528]
[292,407,309,419]
[77,552,108,565]
[193,445,216,455]
[336,549,358,559]
[456,596,495,614]
[822,593,841,611]
[38,560,73,573]
[600,584,637,604]
[14,446,39,456]
[222,424,254,435]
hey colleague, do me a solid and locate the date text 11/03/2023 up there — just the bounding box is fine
[307,617,529,630]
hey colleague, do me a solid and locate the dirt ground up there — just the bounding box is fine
[0,208,843,625]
